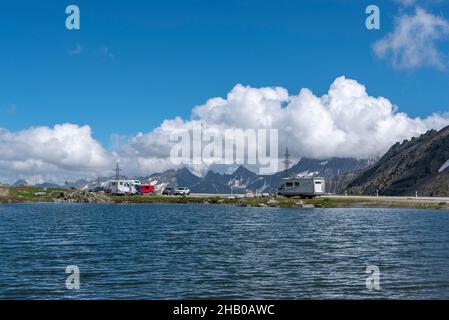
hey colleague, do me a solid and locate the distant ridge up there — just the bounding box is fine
[35,182,61,189]
[137,158,369,194]
[25,157,370,194]
[12,179,31,187]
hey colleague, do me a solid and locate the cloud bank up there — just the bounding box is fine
[116,76,449,176]
[1,77,448,182]
[0,124,113,184]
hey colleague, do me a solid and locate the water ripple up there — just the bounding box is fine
[0,203,448,299]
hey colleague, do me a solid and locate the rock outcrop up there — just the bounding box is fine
[0,184,9,197]
[52,191,111,203]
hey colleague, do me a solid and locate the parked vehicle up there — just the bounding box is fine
[89,186,105,193]
[175,187,190,196]
[162,187,175,195]
[277,177,325,198]
[109,180,141,195]
[261,193,273,197]
[140,184,154,194]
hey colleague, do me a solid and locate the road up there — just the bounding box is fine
[326,195,449,203]
[189,193,449,203]
[189,193,246,198]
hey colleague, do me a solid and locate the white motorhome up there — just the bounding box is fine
[277,177,325,198]
[108,180,141,195]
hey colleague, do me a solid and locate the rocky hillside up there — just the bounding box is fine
[344,126,449,196]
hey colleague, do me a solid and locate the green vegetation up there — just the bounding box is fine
[111,195,298,207]
[0,186,69,203]
[1,186,449,210]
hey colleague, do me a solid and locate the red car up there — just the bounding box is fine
[140,184,154,194]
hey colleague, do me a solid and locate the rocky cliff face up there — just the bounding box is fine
[343,126,449,196]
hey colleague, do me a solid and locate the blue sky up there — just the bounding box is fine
[1,0,449,148]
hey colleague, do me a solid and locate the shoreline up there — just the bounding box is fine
[1,186,449,210]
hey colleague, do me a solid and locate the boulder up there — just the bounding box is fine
[302,204,315,209]
[267,198,279,207]
[295,200,305,207]
[0,185,9,197]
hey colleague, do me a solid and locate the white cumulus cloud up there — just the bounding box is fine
[0,124,113,183]
[116,76,449,175]
[373,7,449,69]
[1,77,448,182]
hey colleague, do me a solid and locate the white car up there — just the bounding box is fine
[175,187,190,196]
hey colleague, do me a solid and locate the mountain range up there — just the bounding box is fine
[10,157,370,194]
[103,157,370,194]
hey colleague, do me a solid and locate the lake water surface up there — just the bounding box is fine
[0,203,448,299]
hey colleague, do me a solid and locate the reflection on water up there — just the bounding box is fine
[0,203,448,299]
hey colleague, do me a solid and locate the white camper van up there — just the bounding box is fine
[277,177,325,198]
[108,180,141,195]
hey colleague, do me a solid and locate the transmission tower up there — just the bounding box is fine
[282,147,292,178]
[114,162,122,180]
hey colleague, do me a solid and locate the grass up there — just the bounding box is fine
[110,195,300,208]
[109,194,449,209]
[1,186,449,210]
[0,186,84,203]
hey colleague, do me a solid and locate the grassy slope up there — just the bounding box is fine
[0,186,70,203]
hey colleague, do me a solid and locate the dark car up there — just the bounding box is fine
[162,187,175,195]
